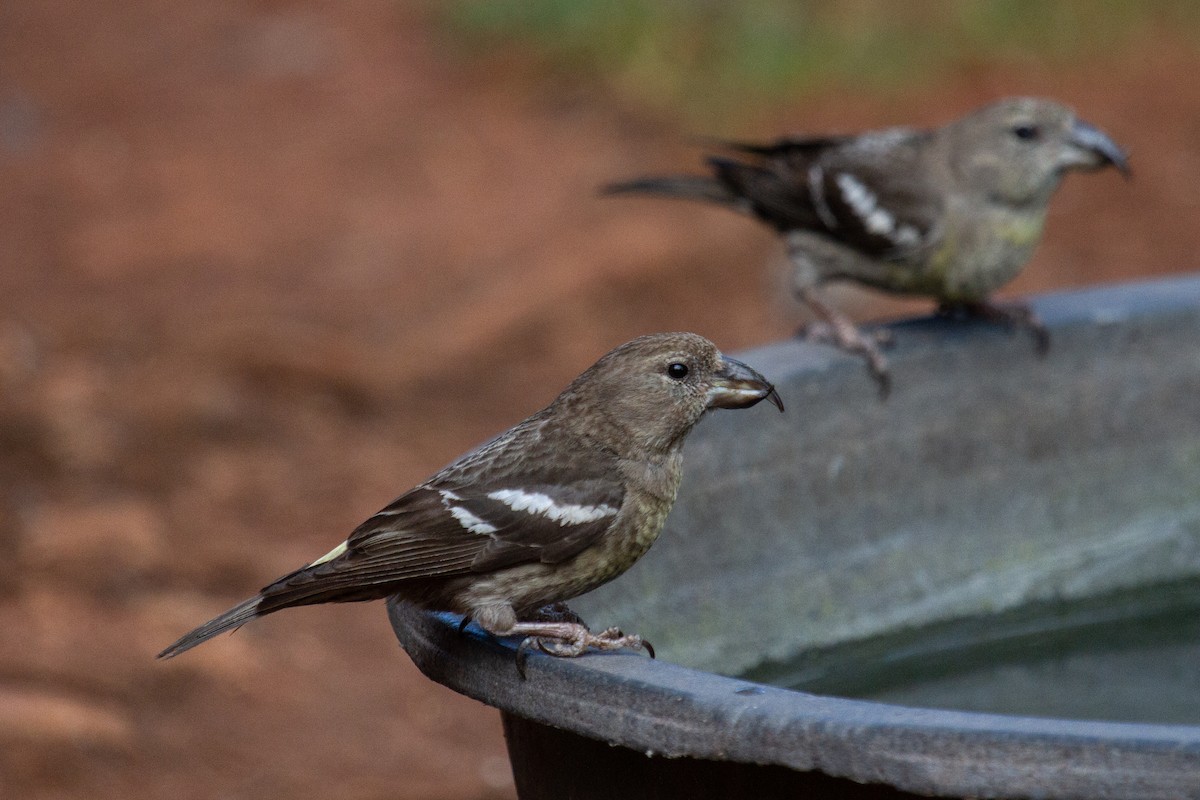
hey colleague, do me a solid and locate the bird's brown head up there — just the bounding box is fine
[556,332,783,457]
[946,97,1129,206]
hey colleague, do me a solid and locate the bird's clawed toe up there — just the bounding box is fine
[509,621,653,678]
[590,626,653,657]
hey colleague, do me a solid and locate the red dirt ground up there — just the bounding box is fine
[1,3,1198,798]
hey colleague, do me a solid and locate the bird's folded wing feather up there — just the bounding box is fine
[711,129,942,259]
[300,472,625,586]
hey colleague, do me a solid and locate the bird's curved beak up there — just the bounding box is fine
[1065,119,1130,177]
[706,356,784,411]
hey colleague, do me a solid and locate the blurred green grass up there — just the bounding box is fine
[437,1,1200,123]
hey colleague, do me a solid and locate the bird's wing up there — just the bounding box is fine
[255,472,626,612]
[705,138,843,232]
[449,478,625,570]
[316,416,627,581]
[711,129,942,259]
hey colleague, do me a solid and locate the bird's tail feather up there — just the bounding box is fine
[601,175,737,206]
[157,569,401,659]
[157,596,262,659]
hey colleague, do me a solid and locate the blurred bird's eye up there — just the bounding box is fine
[1012,124,1041,141]
[666,362,689,380]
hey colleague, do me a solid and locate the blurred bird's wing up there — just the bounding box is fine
[711,128,942,259]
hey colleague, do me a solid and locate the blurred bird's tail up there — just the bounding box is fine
[157,596,262,659]
[602,175,739,207]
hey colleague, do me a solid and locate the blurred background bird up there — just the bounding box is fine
[606,97,1129,395]
[160,333,782,664]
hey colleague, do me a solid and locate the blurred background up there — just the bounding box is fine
[2,1,1198,798]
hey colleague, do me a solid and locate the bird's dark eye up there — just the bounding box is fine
[666,362,689,380]
[1012,124,1040,141]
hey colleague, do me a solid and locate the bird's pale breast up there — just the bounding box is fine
[919,204,1046,301]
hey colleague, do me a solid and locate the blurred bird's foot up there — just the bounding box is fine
[870,327,896,348]
[503,620,655,678]
[941,300,1050,356]
[802,321,893,349]
[796,287,892,398]
[798,318,892,399]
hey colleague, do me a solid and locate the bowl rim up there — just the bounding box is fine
[390,600,1200,800]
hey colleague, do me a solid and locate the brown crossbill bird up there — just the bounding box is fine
[606,97,1129,396]
[159,333,782,668]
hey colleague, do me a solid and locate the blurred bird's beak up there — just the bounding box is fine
[707,357,784,411]
[1066,119,1130,177]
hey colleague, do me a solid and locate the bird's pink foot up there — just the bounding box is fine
[499,620,654,678]
[525,626,654,659]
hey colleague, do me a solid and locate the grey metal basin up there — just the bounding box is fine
[390,275,1200,800]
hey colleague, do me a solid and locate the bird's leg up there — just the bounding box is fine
[942,300,1050,356]
[478,619,654,678]
[796,286,892,398]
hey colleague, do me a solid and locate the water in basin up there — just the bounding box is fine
[747,579,1200,724]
